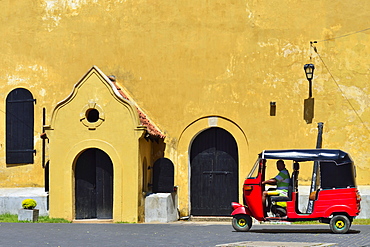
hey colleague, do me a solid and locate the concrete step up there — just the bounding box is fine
[72,219,113,224]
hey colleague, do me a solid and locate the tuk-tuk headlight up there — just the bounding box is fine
[244,185,253,191]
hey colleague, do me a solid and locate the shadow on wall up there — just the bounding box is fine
[304,98,315,124]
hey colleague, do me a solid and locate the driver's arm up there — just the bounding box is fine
[262,178,277,185]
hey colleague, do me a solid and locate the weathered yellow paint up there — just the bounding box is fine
[0,1,370,219]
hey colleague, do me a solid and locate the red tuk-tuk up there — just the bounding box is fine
[231,149,361,234]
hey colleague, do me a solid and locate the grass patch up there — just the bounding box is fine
[353,218,370,225]
[292,218,370,225]
[292,220,320,224]
[37,216,71,223]
[0,213,18,222]
[0,213,71,223]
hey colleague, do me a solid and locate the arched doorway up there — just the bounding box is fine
[75,148,113,219]
[190,127,238,216]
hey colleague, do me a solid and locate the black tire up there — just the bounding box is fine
[271,205,287,217]
[232,214,252,232]
[329,215,351,234]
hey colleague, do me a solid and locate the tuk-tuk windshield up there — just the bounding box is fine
[247,158,260,179]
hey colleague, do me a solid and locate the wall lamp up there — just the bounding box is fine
[304,64,315,98]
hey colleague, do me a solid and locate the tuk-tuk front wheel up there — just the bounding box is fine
[232,214,252,232]
[329,215,350,234]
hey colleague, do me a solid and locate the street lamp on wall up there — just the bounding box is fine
[304,63,315,98]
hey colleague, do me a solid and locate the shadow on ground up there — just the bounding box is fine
[245,229,361,234]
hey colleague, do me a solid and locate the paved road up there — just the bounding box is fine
[0,222,369,247]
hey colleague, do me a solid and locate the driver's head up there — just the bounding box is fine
[276,160,285,171]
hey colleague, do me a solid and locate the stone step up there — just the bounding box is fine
[72,219,113,224]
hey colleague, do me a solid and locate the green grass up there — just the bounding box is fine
[0,213,71,223]
[292,220,320,224]
[292,218,370,225]
[353,218,370,225]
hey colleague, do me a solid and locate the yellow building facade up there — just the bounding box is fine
[44,66,165,222]
[0,1,369,220]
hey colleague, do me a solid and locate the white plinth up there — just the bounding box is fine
[145,193,178,223]
[18,209,39,222]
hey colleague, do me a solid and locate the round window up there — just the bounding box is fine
[86,108,99,123]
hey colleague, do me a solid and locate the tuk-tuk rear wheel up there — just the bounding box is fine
[232,214,252,232]
[329,215,350,234]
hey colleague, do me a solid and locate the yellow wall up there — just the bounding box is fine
[138,137,165,222]
[0,1,370,218]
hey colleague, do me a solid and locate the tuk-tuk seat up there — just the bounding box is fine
[269,185,292,202]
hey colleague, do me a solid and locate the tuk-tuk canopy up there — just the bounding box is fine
[260,149,352,165]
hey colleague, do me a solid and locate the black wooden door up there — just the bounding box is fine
[153,158,174,193]
[190,127,238,216]
[75,148,113,219]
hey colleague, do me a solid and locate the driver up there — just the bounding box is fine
[262,160,290,213]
